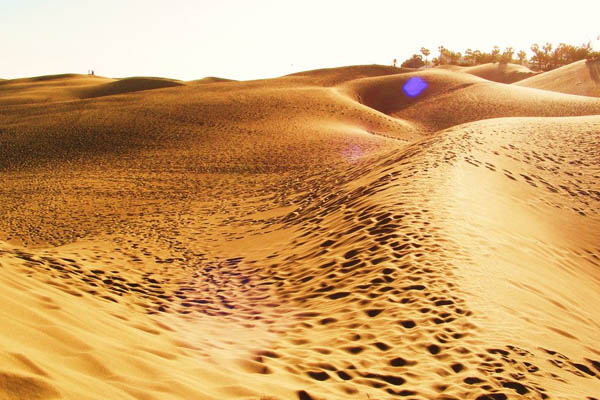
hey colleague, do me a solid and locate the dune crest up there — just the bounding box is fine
[340,68,600,132]
[434,63,537,83]
[75,77,185,98]
[189,76,236,84]
[285,64,410,86]
[460,62,537,83]
[515,59,600,97]
[0,74,188,105]
[0,74,113,105]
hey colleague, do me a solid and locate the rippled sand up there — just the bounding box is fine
[1,64,599,399]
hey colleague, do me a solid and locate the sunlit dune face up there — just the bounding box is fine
[402,76,428,97]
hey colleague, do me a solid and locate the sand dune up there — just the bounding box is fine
[0,74,114,105]
[434,63,536,84]
[6,73,91,83]
[1,64,599,399]
[0,74,186,105]
[75,77,185,98]
[0,70,422,173]
[341,69,600,132]
[340,69,484,116]
[189,77,236,85]
[433,65,463,71]
[515,59,600,97]
[285,64,410,86]
[460,62,537,83]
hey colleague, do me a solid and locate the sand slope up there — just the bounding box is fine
[0,74,114,105]
[434,63,537,83]
[515,59,600,97]
[461,62,537,83]
[0,75,187,106]
[1,65,599,400]
[75,77,185,98]
[0,71,422,173]
[285,64,410,86]
[341,69,600,132]
[189,77,236,85]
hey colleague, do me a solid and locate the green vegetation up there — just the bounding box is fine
[401,54,425,68]
[403,42,600,71]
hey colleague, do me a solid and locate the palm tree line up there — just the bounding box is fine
[400,41,600,71]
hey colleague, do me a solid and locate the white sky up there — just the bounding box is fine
[1,0,599,81]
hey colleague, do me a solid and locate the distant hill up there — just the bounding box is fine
[285,64,411,86]
[0,74,113,105]
[76,77,184,98]
[0,74,186,105]
[515,59,600,97]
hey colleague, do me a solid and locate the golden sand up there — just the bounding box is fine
[437,62,537,84]
[515,59,600,97]
[0,63,599,399]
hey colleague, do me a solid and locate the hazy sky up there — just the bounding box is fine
[1,0,599,81]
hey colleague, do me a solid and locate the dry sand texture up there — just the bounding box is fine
[436,63,538,84]
[515,60,600,97]
[0,63,599,400]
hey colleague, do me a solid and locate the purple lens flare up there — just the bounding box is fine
[403,77,428,97]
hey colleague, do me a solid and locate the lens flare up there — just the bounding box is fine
[342,144,364,163]
[403,76,428,97]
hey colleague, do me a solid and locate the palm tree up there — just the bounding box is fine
[531,43,544,70]
[450,51,462,65]
[502,47,514,64]
[437,46,447,65]
[491,46,500,63]
[465,48,474,65]
[542,42,553,70]
[420,47,430,66]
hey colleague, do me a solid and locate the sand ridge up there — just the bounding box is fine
[340,68,600,132]
[1,62,599,399]
[75,77,185,99]
[515,59,600,97]
[0,74,185,106]
[188,77,237,85]
[457,63,537,84]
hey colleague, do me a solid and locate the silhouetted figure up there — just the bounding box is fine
[91,70,94,76]
[393,59,397,67]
